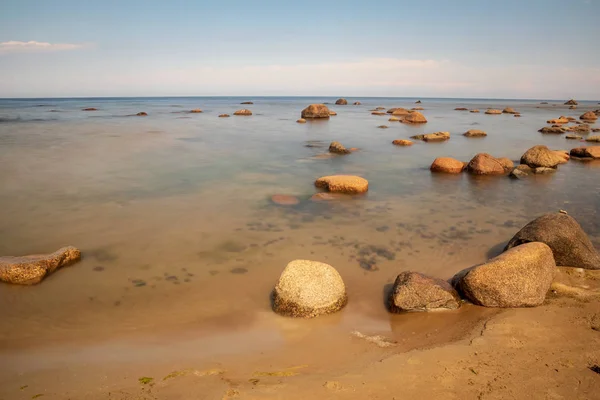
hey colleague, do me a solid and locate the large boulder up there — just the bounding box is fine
[570,146,600,159]
[505,212,600,270]
[463,129,487,137]
[272,260,347,318]
[388,271,461,312]
[301,104,331,119]
[520,145,563,168]
[315,175,368,194]
[580,111,598,121]
[452,242,556,307]
[335,98,348,105]
[329,141,350,155]
[0,246,81,285]
[466,153,506,175]
[430,157,465,174]
[402,111,427,123]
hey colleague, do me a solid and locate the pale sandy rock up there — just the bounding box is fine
[315,175,368,194]
[388,271,461,312]
[0,247,81,285]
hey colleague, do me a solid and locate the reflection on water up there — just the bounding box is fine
[0,97,598,348]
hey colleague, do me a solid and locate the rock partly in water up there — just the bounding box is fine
[419,131,450,142]
[454,107,468,111]
[136,112,148,116]
[296,118,307,123]
[233,109,252,116]
[371,111,386,116]
[539,126,566,134]
[353,101,361,105]
[580,111,598,121]
[510,164,534,179]
[570,146,600,159]
[218,114,230,118]
[387,108,410,115]
[335,98,348,105]
[565,134,582,140]
[552,150,569,164]
[463,129,487,137]
[470,109,480,113]
[485,109,502,115]
[271,195,300,206]
[0,246,82,285]
[415,100,422,104]
[388,117,400,122]
[377,125,388,129]
[503,107,518,114]
[392,139,413,146]
[505,212,600,270]
[82,107,97,111]
[547,116,569,124]
[190,109,203,113]
[520,145,563,168]
[241,101,253,104]
[401,111,427,124]
[566,124,590,133]
[452,242,556,307]
[388,271,461,312]
[315,175,368,194]
[328,141,351,155]
[272,260,347,318]
[430,157,465,174]
[466,153,507,175]
[587,136,600,143]
[301,104,331,119]
[564,99,578,105]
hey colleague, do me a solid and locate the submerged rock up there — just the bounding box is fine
[315,175,368,194]
[466,153,507,175]
[505,212,600,270]
[470,109,480,113]
[430,157,465,174]
[0,246,81,285]
[411,107,424,110]
[388,117,400,122]
[510,164,533,179]
[377,125,389,129]
[392,139,413,146]
[452,242,556,307]
[570,146,600,159]
[520,145,563,168]
[329,141,351,155]
[301,104,331,119]
[335,98,348,105]
[371,111,386,116]
[388,271,461,312]
[271,195,300,206]
[463,129,487,137]
[272,260,347,318]
[233,109,252,116]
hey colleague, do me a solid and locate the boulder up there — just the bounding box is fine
[454,107,468,111]
[565,134,582,140]
[136,112,148,116]
[387,108,410,115]
[233,109,252,116]
[272,260,347,318]
[297,118,307,123]
[430,157,465,174]
[329,141,351,155]
[510,164,533,179]
[520,145,563,168]
[485,109,502,115]
[419,131,450,142]
[392,139,413,146]
[570,146,600,159]
[353,101,361,105]
[470,109,480,113]
[0,246,81,285]
[466,153,506,175]
[388,271,461,312]
[315,175,368,194]
[503,107,517,114]
[505,213,600,270]
[587,136,600,142]
[581,111,598,121]
[415,100,422,104]
[539,126,566,134]
[301,104,331,119]
[552,150,569,164]
[401,111,427,124]
[190,109,203,113]
[218,114,230,118]
[463,129,487,137]
[564,99,578,105]
[547,116,569,124]
[335,98,348,105]
[452,242,556,307]
[497,157,515,171]
[271,195,300,206]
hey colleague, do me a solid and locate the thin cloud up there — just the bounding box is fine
[0,41,85,54]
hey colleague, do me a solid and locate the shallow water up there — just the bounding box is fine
[0,96,599,355]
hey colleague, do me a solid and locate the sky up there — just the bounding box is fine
[1,0,599,99]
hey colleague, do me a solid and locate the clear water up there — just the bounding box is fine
[0,97,598,347]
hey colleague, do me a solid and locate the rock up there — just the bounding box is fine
[470,109,480,113]
[401,111,427,124]
[387,108,410,115]
[190,109,203,113]
[388,117,400,122]
[415,100,422,104]
[565,134,582,140]
[377,125,388,129]
[567,116,577,121]
[581,111,598,121]
[552,150,569,164]
[564,99,578,105]
[463,129,487,137]
[218,114,230,118]
[539,126,566,134]
[569,105,577,109]
[567,124,590,133]
[136,112,147,116]
[514,114,521,117]
[452,242,556,307]
[540,102,549,104]
[329,111,337,116]
[82,107,97,111]
[310,193,345,202]
[503,107,517,114]
[353,101,361,105]
[241,101,253,104]
[520,145,563,168]
[594,128,600,133]
[411,107,424,110]
[466,153,506,175]
[392,139,413,146]
[570,146,600,159]
[587,136,600,142]
[388,271,461,312]
[296,118,306,123]
[547,116,569,124]
[315,175,368,194]
[505,213,600,270]
[485,109,502,115]
[0,246,81,285]
[233,109,252,116]
[430,157,465,174]
[271,195,300,206]
[422,131,450,142]
[272,260,347,318]
[534,167,556,174]
[335,98,348,105]
[301,104,331,119]
[371,111,386,116]
[510,164,533,179]
[497,157,514,171]
[454,107,468,111]
[328,141,351,155]
[375,107,386,110]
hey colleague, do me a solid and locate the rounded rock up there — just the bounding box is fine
[430,157,465,174]
[301,104,331,119]
[315,175,368,194]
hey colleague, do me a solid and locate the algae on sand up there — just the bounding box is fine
[138,376,154,385]
[253,365,308,377]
